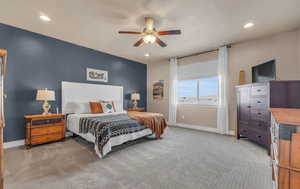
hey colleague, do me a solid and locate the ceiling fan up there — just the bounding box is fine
[118,17,181,48]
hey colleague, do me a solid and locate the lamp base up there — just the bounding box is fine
[42,101,51,115]
[133,100,138,109]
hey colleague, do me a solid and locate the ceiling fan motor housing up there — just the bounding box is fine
[145,17,155,32]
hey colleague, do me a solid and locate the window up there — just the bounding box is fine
[178,76,219,106]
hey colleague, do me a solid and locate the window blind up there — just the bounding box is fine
[177,59,218,80]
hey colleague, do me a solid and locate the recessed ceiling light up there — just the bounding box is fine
[145,53,150,57]
[244,22,254,29]
[40,15,51,22]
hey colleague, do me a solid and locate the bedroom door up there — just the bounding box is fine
[0,49,7,189]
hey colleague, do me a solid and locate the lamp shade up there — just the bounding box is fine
[131,93,140,100]
[36,89,55,101]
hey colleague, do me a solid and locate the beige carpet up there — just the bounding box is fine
[4,127,272,189]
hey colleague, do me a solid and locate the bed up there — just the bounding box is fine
[62,81,166,158]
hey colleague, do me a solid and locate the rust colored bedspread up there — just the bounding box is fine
[128,111,167,138]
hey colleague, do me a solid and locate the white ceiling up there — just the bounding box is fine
[1,0,300,64]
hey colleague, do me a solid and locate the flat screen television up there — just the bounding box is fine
[252,59,276,83]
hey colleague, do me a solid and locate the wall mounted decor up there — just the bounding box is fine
[87,68,108,82]
[153,80,164,100]
[239,70,246,85]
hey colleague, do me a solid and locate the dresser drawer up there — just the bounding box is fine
[291,134,300,169]
[31,125,64,136]
[239,125,253,138]
[251,120,270,132]
[32,118,63,125]
[251,97,268,108]
[251,109,270,122]
[47,125,64,134]
[31,133,63,145]
[275,166,300,189]
[248,130,269,147]
[31,127,49,136]
[251,85,268,96]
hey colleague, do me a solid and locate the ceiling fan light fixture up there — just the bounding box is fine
[39,14,51,22]
[244,22,254,29]
[143,34,156,44]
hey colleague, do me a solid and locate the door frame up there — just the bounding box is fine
[0,49,7,189]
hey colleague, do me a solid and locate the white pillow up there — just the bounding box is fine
[101,101,116,113]
[64,101,90,114]
[113,101,123,112]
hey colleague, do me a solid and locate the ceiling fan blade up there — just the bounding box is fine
[118,31,142,34]
[134,38,144,47]
[158,30,181,35]
[156,37,167,47]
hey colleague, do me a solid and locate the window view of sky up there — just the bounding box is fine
[178,76,219,98]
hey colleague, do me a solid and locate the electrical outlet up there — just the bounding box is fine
[182,115,185,119]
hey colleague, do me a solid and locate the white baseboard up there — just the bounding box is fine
[168,122,235,136]
[4,139,25,149]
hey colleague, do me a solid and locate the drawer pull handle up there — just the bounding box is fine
[257,89,261,92]
[258,113,262,115]
[258,135,262,138]
[257,101,261,103]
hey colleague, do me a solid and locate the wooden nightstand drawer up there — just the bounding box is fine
[31,133,63,145]
[32,118,63,125]
[31,125,63,136]
[31,127,49,136]
[48,125,64,134]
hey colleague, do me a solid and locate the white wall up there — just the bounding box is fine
[147,60,170,119]
[228,29,300,130]
[148,28,300,131]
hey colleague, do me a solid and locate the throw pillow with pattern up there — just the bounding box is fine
[101,101,116,113]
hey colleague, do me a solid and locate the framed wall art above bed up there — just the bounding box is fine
[86,68,108,82]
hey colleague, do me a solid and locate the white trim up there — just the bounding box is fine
[168,122,235,136]
[170,122,220,133]
[4,139,25,149]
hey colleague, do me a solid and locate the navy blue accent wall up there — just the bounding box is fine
[0,24,147,142]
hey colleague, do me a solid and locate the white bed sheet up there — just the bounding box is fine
[67,111,152,158]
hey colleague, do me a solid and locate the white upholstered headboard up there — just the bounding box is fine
[61,81,123,114]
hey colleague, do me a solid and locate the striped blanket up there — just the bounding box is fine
[79,114,147,157]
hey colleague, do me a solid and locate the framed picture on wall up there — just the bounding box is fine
[86,68,108,82]
[153,80,164,100]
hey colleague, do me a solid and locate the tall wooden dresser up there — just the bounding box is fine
[236,82,271,149]
[236,80,300,151]
[271,108,300,189]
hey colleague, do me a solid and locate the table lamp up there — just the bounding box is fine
[131,93,140,109]
[36,89,55,114]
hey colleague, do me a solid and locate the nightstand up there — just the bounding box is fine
[127,107,145,112]
[24,114,65,148]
